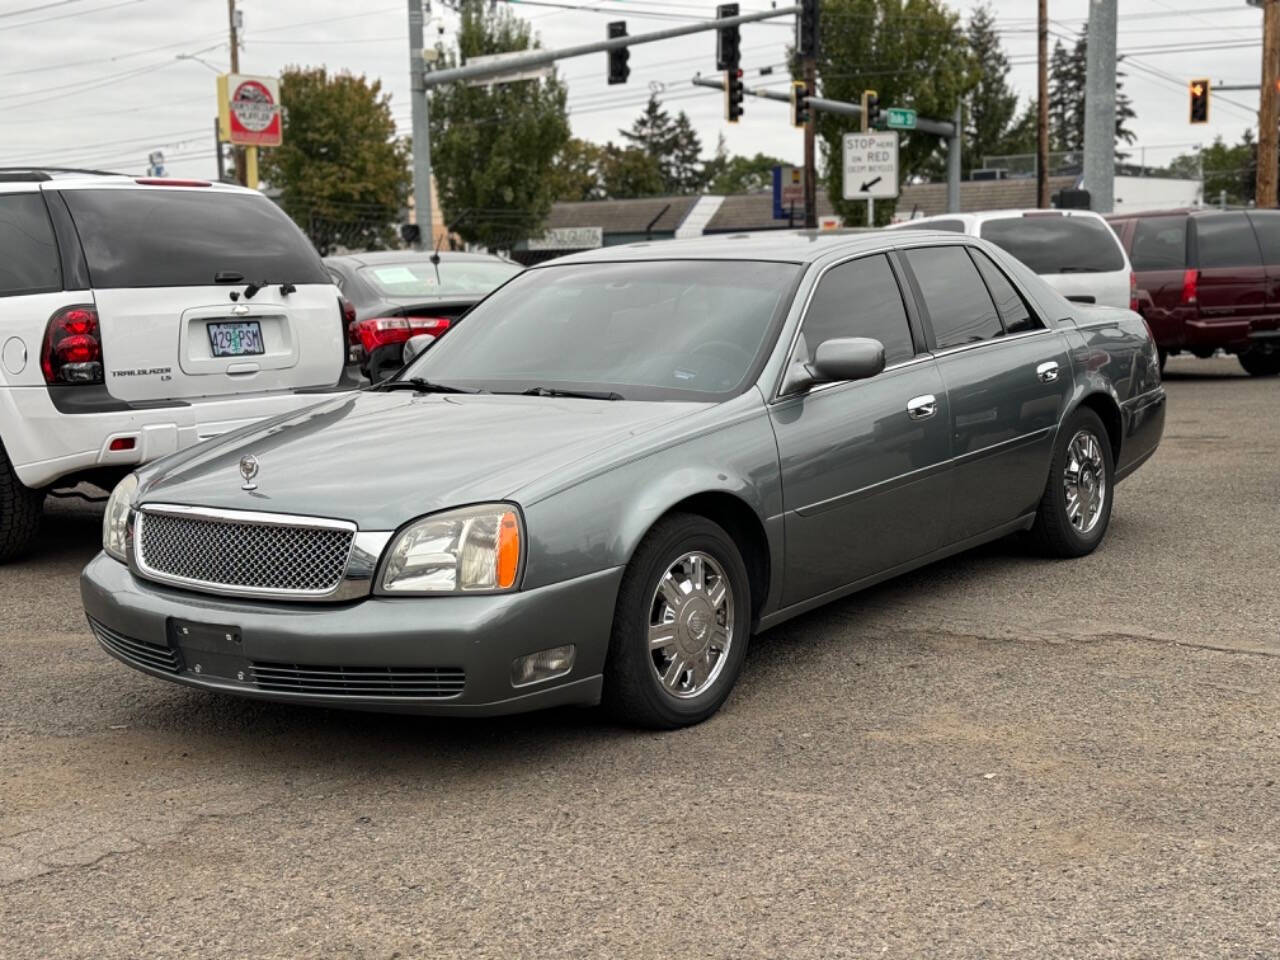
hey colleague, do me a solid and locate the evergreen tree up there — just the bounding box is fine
[1049,27,1137,160]
[619,96,704,194]
[964,4,1021,175]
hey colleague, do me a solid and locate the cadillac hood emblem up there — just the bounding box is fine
[239,454,260,491]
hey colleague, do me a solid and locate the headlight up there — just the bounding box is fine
[102,472,138,562]
[379,503,522,594]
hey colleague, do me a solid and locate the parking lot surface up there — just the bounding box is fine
[2,356,1278,959]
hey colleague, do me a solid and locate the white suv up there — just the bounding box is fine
[890,208,1137,311]
[0,170,351,561]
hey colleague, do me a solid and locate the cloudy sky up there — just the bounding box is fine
[0,0,1267,179]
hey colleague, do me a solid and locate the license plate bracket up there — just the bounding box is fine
[207,320,265,358]
[168,619,250,682]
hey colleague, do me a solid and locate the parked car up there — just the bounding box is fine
[0,168,351,562]
[891,209,1136,312]
[82,230,1165,728]
[324,250,522,382]
[1106,208,1280,375]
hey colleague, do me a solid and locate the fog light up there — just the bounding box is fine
[511,645,575,688]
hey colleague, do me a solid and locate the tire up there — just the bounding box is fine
[0,442,44,564]
[1238,347,1280,377]
[1028,408,1115,559]
[602,513,752,729]
[1157,348,1167,374]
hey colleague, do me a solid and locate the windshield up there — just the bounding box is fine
[359,260,522,298]
[979,215,1125,274]
[403,259,801,401]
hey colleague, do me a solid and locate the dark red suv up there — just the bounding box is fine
[1107,209,1280,376]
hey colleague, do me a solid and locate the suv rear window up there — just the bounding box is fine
[1129,216,1187,270]
[979,215,1125,274]
[1194,213,1261,268]
[0,193,61,297]
[61,188,328,289]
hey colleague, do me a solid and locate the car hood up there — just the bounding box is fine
[136,391,709,530]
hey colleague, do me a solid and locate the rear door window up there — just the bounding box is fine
[969,248,1041,334]
[800,254,916,366]
[1194,213,1262,268]
[902,246,1003,349]
[1246,211,1280,264]
[61,188,329,289]
[1129,216,1188,270]
[979,214,1125,274]
[0,192,61,297]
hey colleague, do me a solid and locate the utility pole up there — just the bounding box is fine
[799,0,818,229]
[1082,0,1117,213]
[214,117,225,183]
[227,0,244,186]
[408,0,432,250]
[1258,0,1279,208]
[1037,0,1049,207]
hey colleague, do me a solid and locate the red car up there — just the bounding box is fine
[1107,208,1280,376]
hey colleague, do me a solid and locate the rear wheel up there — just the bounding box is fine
[0,443,44,564]
[603,513,751,729]
[1238,346,1280,377]
[1028,408,1114,559]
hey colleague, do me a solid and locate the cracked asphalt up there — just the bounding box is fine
[2,355,1278,959]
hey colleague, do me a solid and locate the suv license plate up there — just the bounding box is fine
[207,321,265,358]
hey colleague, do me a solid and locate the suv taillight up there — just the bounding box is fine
[1180,268,1199,306]
[1129,272,1139,313]
[40,305,103,384]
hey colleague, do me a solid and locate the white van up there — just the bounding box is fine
[890,209,1136,311]
[0,169,351,560]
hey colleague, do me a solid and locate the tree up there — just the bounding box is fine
[815,0,974,226]
[1048,26,1137,160]
[1171,132,1260,206]
[599,143,664,199]
[548,138,605,202]
[258,67,410,254]
[428,0,570,249]
[619,95,704,194]
[702,136,789,194]
[964,4,1033,175]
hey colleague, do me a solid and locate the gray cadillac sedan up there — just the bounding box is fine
[81,230,1166,728]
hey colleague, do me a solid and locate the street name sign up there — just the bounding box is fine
[465,51,554,86]
[842,131,899,201]
[884,107,917,130]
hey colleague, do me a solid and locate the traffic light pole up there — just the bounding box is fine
[1082,0,1117,213]
[803,57,817,229]
[408,0,432,250]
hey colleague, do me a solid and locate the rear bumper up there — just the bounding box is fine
[80,552,621,716]
[1,385,353,489]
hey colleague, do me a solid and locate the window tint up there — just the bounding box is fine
[979,214,1125,274]
[969,248,1041,334]
[903,246,1003,349]
[62,188,329,289]
[801,254,915,366]
[896,218,965,233]
[1246,211,1280,265]
[0,193,61,297]
[1129,216,1187,270]
[1195,213,1261,269]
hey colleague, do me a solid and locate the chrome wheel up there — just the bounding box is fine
[1063,428,1107,535]
[647,551,735,699]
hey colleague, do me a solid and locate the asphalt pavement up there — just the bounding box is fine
[2,355,1278,959]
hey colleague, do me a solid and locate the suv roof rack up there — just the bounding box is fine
[0,166,129,182]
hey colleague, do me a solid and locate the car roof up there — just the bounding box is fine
[540,228,964,266]
[324,250,517,268]
[899,208,1109,226]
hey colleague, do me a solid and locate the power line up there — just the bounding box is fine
[0,0,142,30]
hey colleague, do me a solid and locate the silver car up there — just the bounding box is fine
[81,231,1166,728]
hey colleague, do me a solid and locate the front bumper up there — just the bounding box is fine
[80,553,622,716]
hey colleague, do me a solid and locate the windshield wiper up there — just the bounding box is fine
[376,377,480,395]
[518,386,624,401]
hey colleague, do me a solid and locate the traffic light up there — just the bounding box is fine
[1189,78,1210,124]
[791,79,810,128]
[796,0,819,58]
[725,69,744,123]
[607,21,629,85]
[716,3,740,72]
[862,89,880,130]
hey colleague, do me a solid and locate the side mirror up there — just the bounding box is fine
[402,333,436,365]
[811,337,886,383]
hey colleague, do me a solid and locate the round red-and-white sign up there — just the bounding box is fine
[227,75,282,147]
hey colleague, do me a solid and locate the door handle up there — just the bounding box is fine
[1036,361,1060,383]
[906,394,937,420]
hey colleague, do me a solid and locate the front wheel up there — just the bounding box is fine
[603,513,751,729]
[1028,408,1115,559]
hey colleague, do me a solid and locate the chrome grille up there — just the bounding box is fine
[136,508,355,596]
[90,618,182,674]
[250,662,465,699]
